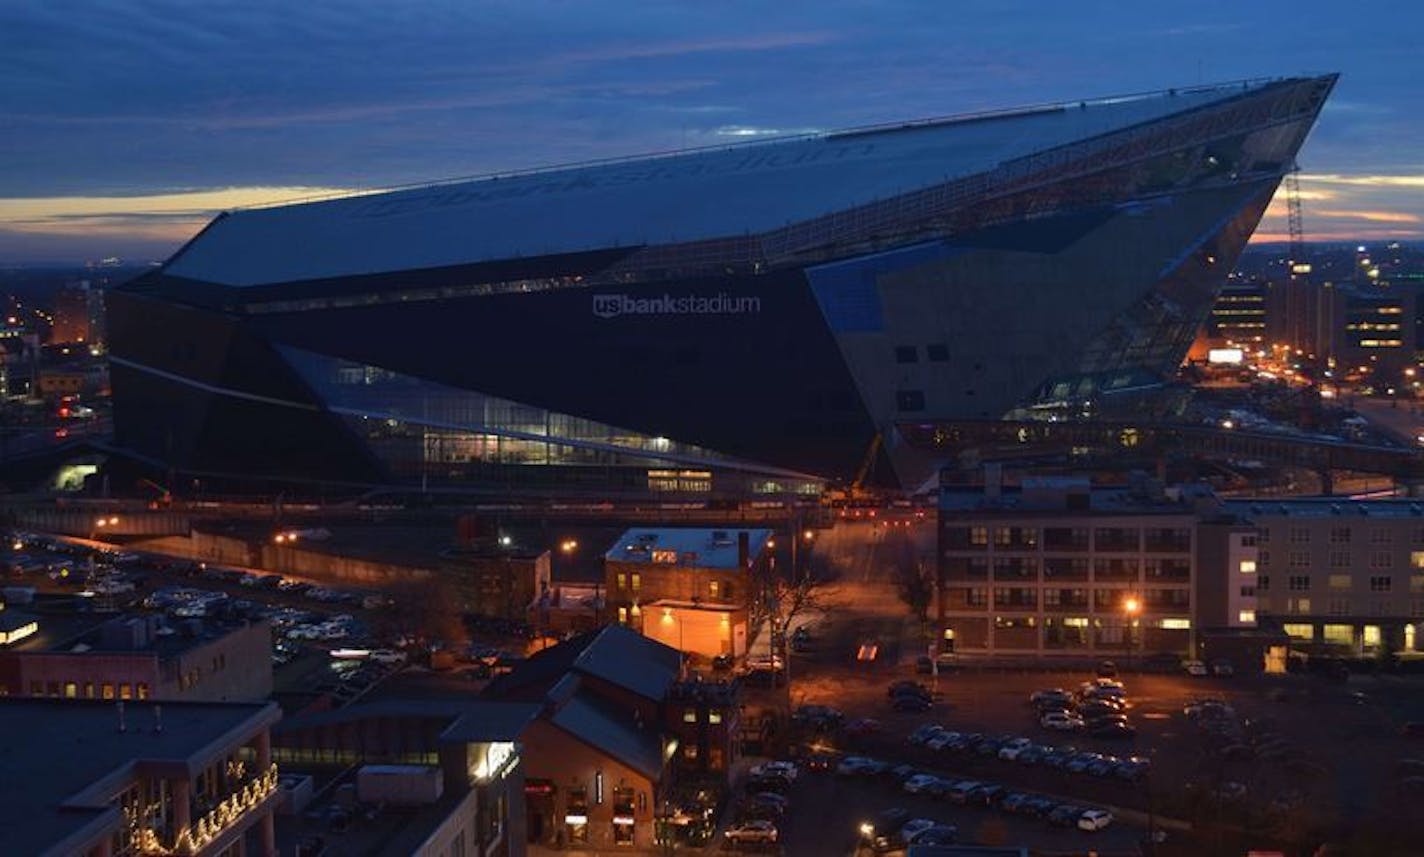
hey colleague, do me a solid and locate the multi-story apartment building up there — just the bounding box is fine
[0,698,281,856]
[938,476,1215,659]
[1227,498,1424,655]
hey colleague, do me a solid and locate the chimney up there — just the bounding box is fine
[153,704,163,734]
[738,532,750,570]
[116,700,126,733]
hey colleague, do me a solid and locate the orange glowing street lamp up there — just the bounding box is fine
[1122,596,1142,663]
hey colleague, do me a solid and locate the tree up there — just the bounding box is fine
[749,574,836,639]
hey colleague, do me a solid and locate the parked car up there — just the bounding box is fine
[1089,722,1137,741]
[897,819,938,844]
[925,731,959,751]
[902,774,943,795]
[908,724,945,745]
[998,738,1033,761]
[725,820,778,844]
[946,780,982,804]
[859,808,910,852]
[1096,660,1119,678]
[1078,809,1114,831]
[750,761,799,782]
[1211,659,1235,677]
[892,694,931,712]
[1042,712,1084,731]
[837,756,885,777]
[906,824,957,846]
[1183,660,1209,677]
[888,680,932,699]
[805,753,835,773]
[1048,804,1086,826]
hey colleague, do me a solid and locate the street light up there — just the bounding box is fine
[560,539,578,554]
[1123,596,1141,664]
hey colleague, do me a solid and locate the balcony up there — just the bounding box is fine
[139,765,279,856]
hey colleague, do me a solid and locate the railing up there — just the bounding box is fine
[137,765,279,855]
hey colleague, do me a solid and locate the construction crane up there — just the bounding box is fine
[1286,165,1311,279]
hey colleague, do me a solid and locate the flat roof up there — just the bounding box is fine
[939,484,1209,516]
[160,81,1287,287]
[7,610,265,661]
[606,528,772,570]
[1224,498,1424,519]
[0,698,278,856]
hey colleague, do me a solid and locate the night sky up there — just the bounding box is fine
[2,0,1420,263]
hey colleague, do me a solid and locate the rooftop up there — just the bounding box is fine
[5,609,266,661]
[549,687,664,780]
[1224,498,1424,519]
[939,478,1215,516]
[605,527,772,570]
[0,698,278,857]
[156,80,1291,288]
[485,623,682,703]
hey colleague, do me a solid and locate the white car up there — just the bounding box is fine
[750,760,799,781]
[1078,809,1114,831]
[998,738,1033,760]
[1183,660,1209,677]
[1041,712,1084,731]
[725,820,778,844]
[898,819,937,842]
[902,774,942,794]
[370,649,407,665]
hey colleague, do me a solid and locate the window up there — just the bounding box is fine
[1240,534,1257,547]
[970,527,989,546]
[1238,609,1256,624]
[1240,585,1256,597]
[1370,552,1391,569]
[708,710,723,724]
[708,581,720,599]
[1412,574,1424,592]
[1288,575,1311,591]
[683,708,697,723]
[46,681,59,697]
[1258,575,1270,591]
[1370,576,1392,592]
[616,573,627,590]
[63,682,77,699]
[83,682,94,699]
[136,683,149,700]
[631,573,641,591]
[119,684,132,700]
[1239,560,1257,574]
[617,607,628,623]
[1330,527,1351,544]
[1329,550,1350,568]
[1288,552,1310,569]
[966,587,988,607]
[1259,550,1271,567]
[1328,598,1351,616]
[1289,528,1310,543]
[1326,574,1351,590]
[1159,618,1191,630]
[894,345,918,364]
[1372,528,1392,544]
[1283,623,1315,640]
[1364,625,1382,647]
[1289,598,1312,614]
[1412,551,1424,570]
[1323,624,1353,645]
[926,343,950,362]
[896,390,926,411]
[723,582,733,600]
[102,683,115,700]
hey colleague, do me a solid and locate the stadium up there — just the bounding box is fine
[108,75,1336,498]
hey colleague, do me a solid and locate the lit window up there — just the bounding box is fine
[1237,610,1256,624]
[683,708,697,723]
[1283,623,1315,640]
[618,607,628,624]
[616,573,627,590]
[1323,624,1353,646]
[708,710,723,724]
[136,683,149,700]
[1159,618,1191,630]
[63,682,77,699]
[1328,574,1351,590]
[1239,560,1257,574]
[1364,625,1382,647]
[709,581,720,599]
[102,683,115,700]
[119,684,132,700]
[631,574,641,591]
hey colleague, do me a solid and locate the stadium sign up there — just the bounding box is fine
[593,293,761,319]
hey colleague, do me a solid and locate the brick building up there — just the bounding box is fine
[603,528,769,656]
[0,611,272,703]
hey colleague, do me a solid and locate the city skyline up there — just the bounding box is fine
[2,0,1422,263]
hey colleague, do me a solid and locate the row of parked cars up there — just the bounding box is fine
[905,721,1152,784]
[834,752,1115,842]
[1031,679,1137,739]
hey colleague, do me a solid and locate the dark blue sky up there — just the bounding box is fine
[1,0,1420,262]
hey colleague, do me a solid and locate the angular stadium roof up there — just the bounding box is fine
[163,80,1292,288]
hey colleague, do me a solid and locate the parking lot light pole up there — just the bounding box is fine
[1122,596,1141,667]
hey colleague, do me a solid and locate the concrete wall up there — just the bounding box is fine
[132,531,434,589]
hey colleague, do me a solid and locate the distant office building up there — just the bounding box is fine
[604,528,769,657]
[443,546,551,622]
[1334,286,1415,376]
[1228,498,1424,656]
[109,76,1335,493]
[51,282,94,345]
[1205,279,1269,348]
[0,697,281,856]
[938,476,1219,659]
[0,612,272,702]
